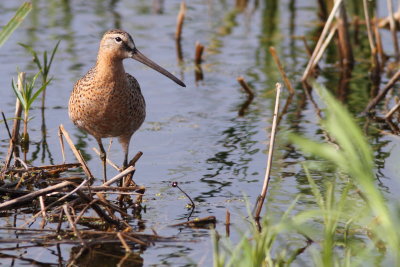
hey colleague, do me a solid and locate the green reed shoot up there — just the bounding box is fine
[12,71,50,155]
[0,2,32,48]
[19,40,60,108]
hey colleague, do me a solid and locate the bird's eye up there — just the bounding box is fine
[115,37,122,43]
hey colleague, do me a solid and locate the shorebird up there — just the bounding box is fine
[69,29,185,181]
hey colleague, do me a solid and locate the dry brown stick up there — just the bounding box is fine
[364,69,400,112]
[59,124,93,180]
[18,180,88,228]
[3,72,25,171]
[363,0,375,52]
[73,189,121,227]
[373,18,386,64]
[102,166,135,186]
[1,111,12,139]
[387,0,400,60]
[74,199,99,224]
[237,76,255,99]
[175,1,186,42]
[117,232,132,253]
[312,23,338,69]
[195,41,204,65]
[253,83,281,219]
[385,101,400,120]
[122,233,148,246]
[93,147,120,171]
[0,181,73,211]
[120,151,143,189]
[225,209,230,237]
[269,47,295,94]
[302,0,343,81]
[63,204,86,246]
[39,196,46,219]
[334,0,354,66]
[237,76,255,116]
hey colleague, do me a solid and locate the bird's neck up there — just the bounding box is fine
[95,52,126,83]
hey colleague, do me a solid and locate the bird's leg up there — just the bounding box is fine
[96,138,107,182]
[118,135,131,170]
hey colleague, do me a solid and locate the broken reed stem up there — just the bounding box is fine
[63,204,86,246]
[58,127,66,164]
[302,0,343,81]
[117,232,132,253]
[387,0,400,60]
[39,196,46,219]
[237,76,255,116]
[334,0,354,66]
[313,24,338,68]
[59,124,93,180]
[385,101,400,120]
[364,69,400,113]
[253,83,281,219]
[373,19,386,64]
[269,47,295,94]
[1,111,12,139]
[93,147,120,171]
[102,166,136,186]
[195,41,204,65]
[225,209,230,237]
[237,76,254,99]
[175,1,186,42]
[0,181,73,211]
[3,72,25,171]
[363,0,379,66]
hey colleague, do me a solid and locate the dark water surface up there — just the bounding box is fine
[0,0,399,266]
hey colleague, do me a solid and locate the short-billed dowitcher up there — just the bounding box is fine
[69,29,185,180]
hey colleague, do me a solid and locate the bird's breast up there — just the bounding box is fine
[69,74,146,139]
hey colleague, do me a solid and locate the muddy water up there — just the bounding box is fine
[0,0,399,266]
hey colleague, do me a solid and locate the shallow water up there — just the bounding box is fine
[0,0,399,266]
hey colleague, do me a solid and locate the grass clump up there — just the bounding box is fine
[213,84,400,266]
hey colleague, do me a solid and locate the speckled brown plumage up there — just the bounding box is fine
[68,29,185,180]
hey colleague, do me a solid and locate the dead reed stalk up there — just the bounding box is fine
[385,101,400,120]
[302,0,343,82]
[269,47,295,94]
[253,83,281,219]
[3,72,25,171]
[387,0,400,60]
[237,76,255,116]
[195,41,204,65]
[175,1,186,42]
[364,69,400,113]
[59,124,93,180]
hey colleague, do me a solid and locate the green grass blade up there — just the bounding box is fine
[48,40,60,73]
[19,43,42,70]
[0,2,32,48]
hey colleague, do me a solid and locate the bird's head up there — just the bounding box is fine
[99,29,186,87]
